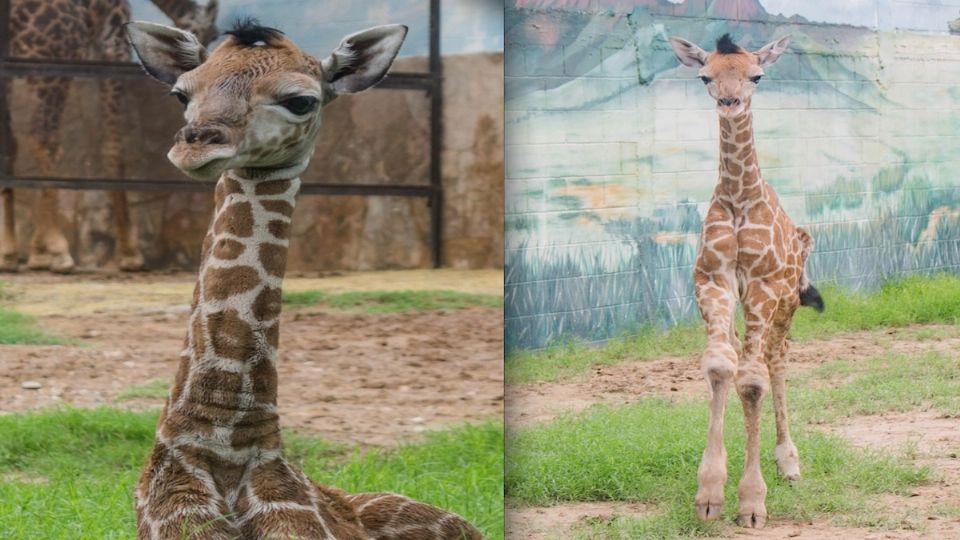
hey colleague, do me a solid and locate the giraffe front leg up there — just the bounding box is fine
[347,491,485,539]
[239,458,366,539]
[734,288,778,528]
[694,277,738,521]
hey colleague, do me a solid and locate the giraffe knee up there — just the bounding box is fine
[736,369,769,407]
[702,342,737,388]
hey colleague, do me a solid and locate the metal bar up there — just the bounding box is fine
[0,176,434,197]
[428,0,444,268]
[0,57,436,91]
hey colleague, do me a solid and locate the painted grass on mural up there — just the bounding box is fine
[506,273,960,383]
[283,289,504,313]
[0,408,504,540]
[505,351,959,538]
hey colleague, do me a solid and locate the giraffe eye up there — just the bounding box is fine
[170,90,190,107]
[699,76,712,85]
[279,96,320,115]
[750,75,762,84]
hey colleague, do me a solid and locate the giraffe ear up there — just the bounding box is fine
[125,21,208,86]
[754,35,790,67]
[321,24,408,96]
[669,37,708,68]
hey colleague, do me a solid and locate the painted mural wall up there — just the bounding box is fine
[505,0,960,350]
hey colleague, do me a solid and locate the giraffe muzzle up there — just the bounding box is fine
[177,125,231,146]
[717,97,741,107]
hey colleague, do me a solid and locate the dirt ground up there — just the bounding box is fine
[506,327,960,539]
[0,269,503,447]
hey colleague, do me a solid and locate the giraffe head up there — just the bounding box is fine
[669,33,790,118]
[174,0,220,46]
[125,19,407,181]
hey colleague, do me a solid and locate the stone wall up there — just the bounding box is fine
[4,52,503,271]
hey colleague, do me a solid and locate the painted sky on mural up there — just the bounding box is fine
[130,0,504,57]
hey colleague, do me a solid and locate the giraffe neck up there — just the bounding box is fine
[150,0,202,26]
[717,106,764,206]
[160,171,298,454]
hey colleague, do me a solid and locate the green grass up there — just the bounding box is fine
[506,350,956,538]
[283,289,504,313]
[0,306,68,345]
[507,273,960,383]
[115,379,171,401]
[0,408,504,540]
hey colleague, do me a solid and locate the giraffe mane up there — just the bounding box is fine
[225,17,284,47]
[715,33,742,54]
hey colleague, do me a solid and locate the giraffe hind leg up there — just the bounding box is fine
[25,77,74,273]
[766,307,801,481]
[347,492,485,540]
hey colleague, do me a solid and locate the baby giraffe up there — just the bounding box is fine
[669,34,824,528]
[126,20,483,539]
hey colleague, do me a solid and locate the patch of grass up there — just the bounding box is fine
[0,306,69,345]
[115,379,171,401]
[506,323,704,383]
[507,273,960,384]
[0,409,504,540]
[506,398,928,538]
[793,351,960,421]
[283,289,503,313]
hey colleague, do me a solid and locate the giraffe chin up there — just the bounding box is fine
[168,147,237,181]
[716,104,747,118]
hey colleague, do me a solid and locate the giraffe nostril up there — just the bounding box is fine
[178,126,229,146]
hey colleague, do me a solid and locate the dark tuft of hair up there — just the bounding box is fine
[800,284,825,312]
[715,33,741,54]
[225,17,284,47]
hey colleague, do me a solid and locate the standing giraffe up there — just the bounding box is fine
[125,20,483,539]
[669,34,824,528]
[1,0,218,273]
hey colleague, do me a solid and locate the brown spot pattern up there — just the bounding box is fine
[213,202,254,238]
[259,243,288,277]
[206,309,256,361]
[203,266,259,300]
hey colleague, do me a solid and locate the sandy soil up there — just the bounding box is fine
[506,327,960,539]
[0,270,503,447]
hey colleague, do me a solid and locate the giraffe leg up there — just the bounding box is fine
[100,25,145,272]
[766,308,801,481]
[239,457,367,539]
[734,284,779,528]
[0,189,16,271]
[25,77,73,273]
[694,274,739,521]
[0,79,17,272]
[346,491,484,539]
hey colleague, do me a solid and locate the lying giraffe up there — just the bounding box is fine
[1,0,218,273]
[669,34,824,528]
[125,20,484,539]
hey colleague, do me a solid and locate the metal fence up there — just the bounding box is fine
[0,0,444,267]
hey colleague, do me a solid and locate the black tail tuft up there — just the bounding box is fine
[799,285,825,313]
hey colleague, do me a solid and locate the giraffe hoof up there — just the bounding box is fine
[735,512,767,528]
[695,502,724,521]
[49,253,75,274]
[26,253,52,270]
[775,443,801,481]
[119,254,146,272]
[0,254,17,272]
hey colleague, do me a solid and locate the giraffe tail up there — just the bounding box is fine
[797,227,825,312]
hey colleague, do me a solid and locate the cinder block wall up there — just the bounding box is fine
[505,0,960,350]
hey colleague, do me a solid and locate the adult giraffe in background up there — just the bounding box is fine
[1,0,218,273]
[669,33,825,528]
